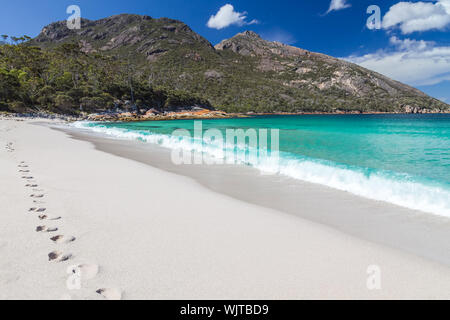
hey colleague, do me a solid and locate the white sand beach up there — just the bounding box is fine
[1,118,450,300]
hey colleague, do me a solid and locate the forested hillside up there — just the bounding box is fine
[0,14,448,115]
[0,41,210,114]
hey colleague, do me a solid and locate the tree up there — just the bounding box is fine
[0,70,21,102]
[54,94,75,113]
[126,53,137,113]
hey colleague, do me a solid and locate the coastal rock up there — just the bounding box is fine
[402,105,444,114]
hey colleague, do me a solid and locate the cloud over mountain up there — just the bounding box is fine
[382,0,450,34]
[347,36,450,86]
[207,4,258,30]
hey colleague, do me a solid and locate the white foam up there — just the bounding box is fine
[271,157,450,217]
[70,121,450,217]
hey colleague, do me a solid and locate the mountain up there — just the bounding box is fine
[2,13,448,115]
[33,14,213,59]
[215,31,427,100]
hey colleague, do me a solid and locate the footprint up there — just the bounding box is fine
[29,207,46,212]
[48,251,72,262]
[38,215,61,221]
[50,235,76,244]
[25,184,38,187]
[69,264,99,280]
[36,226,58,232]
[19,170,30,173]
[30,194,44,198]
[96,288,122,300]
[22,176,33,179]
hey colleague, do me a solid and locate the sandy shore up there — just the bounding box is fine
[1,118,450,299]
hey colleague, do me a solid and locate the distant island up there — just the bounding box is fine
[0,13,448,118]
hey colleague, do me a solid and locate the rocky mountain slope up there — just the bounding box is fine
[19,14,450,113]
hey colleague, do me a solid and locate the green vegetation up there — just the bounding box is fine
[0,40,210,114]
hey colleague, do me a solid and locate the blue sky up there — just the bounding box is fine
[1,0,449,102]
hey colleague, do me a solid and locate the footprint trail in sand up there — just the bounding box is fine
[12,158,123,299]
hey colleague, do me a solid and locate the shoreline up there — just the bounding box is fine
[3,110,450,124]
[1,118,450,299]
[60,124,450,267]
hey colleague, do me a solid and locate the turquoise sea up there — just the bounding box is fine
[74,114,450,217]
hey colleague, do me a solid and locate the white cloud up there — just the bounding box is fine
[382,0,450,34]
[207,4,259,30]
[346,37,450,86]
[389,35,434,50]
[326,0,351,14]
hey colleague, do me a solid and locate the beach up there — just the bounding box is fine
[1,117,450,300]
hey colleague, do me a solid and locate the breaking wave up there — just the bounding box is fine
[70,121,450,217]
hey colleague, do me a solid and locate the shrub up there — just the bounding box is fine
[0,101,10,112]
[8,101,27,113]
[80,96,111,112]
[53,94,76,114]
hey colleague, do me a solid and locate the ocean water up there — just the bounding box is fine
[72,114,450,217]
